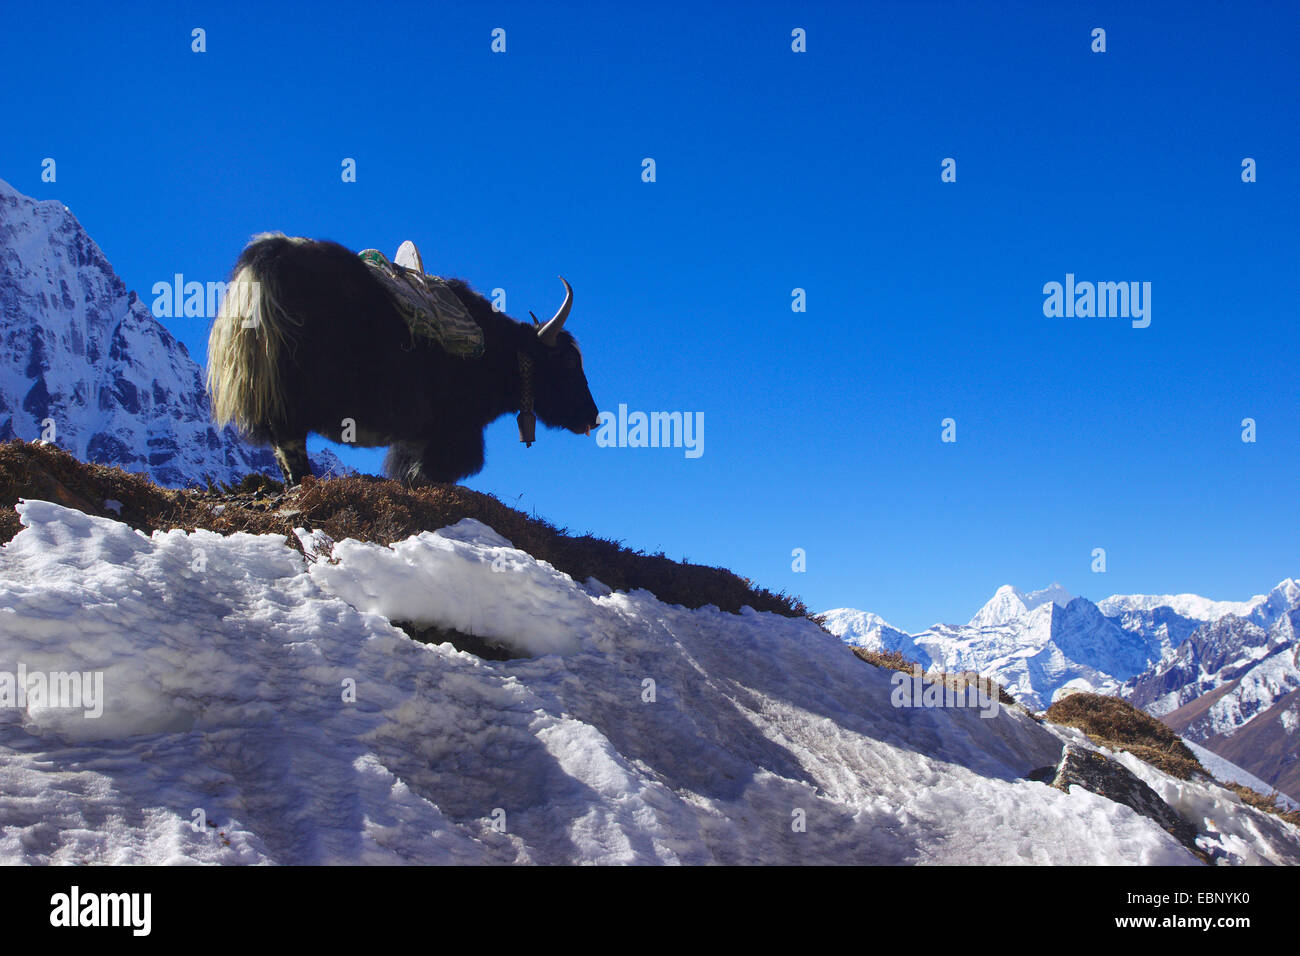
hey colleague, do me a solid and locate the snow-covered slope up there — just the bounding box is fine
[823,578,1300,802]
[0,177,342,486]
[1182,739,1299,812]
[1188,686,1300,806]
[2,500,1296,864]
[1100,591,1263,622]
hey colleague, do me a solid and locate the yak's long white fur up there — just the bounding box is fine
[206,233,307,434]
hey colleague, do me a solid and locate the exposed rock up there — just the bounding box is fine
[1051,744,1201,855]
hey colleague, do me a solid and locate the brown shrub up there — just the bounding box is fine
[1045,692,1205,780]
[0,440,806,618]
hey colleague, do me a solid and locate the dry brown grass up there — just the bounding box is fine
[938,671,1017,707]
[0,440,807,618]
[1221,782,1300,827]
[850,648,1018,707]
[0,439,177,543]
[1045,692,1205,780]
[851,647,914,672]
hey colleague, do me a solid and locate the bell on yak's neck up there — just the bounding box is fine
[517,409,536,447]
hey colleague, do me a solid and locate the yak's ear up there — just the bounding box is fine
[518,321,545,356]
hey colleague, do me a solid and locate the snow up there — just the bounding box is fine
[1098,579,1300,627]
[305,519,586,657]
[1039,724,1300,865]
[1107,748,1300,865]
[1187,649,1300,738]
[1124,606,1300,762]
[970,583,1074,628]
[1,500,1297,864]
[1098,592,1260,620]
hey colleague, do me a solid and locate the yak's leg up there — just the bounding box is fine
[383,430,484,487]
[418,429,485,484]
[272,437,312,487]
[382,440,431,486]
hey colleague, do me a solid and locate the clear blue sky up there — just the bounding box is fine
[2,1,1297,631]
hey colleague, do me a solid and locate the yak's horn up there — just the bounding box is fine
[536,277,573,346]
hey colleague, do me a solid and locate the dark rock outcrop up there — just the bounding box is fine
[1050,744,1201,855]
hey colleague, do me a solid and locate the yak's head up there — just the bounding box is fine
[525,277,600,437]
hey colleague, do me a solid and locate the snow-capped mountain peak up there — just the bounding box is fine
[969,582,1074,628]
[0,176,340,486]
[823,584,1141,711]
[1260,578,1300,621]
[820,607,896,635]
[818,607,933,669]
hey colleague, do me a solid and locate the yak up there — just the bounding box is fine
[207,234,599,487]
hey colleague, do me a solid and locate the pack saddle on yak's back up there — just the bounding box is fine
[357,240,485,358]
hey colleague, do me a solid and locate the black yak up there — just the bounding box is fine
[207,234,599,486]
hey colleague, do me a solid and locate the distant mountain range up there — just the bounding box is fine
[822,578,1300,801]
[825,583,1150,710]
[1122,583,1300,802]
[0,177,344,486]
